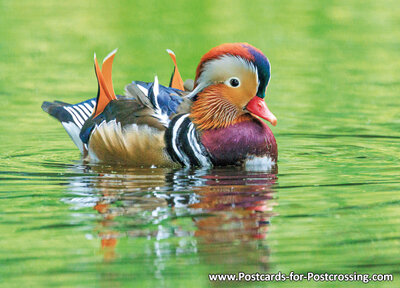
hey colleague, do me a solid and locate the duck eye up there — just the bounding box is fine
[227,77,240,88]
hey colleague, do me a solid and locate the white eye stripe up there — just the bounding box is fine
[225,77,241,88]
[196,55,257,88]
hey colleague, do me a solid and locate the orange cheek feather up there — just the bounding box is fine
[221,73,258,109]
[190,82,257,130]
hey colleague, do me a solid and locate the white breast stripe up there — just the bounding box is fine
[172,114,190,167]
[91,100,96,106]
[188,123,212,167]
[64,107,83,128]
[78,104,91,117]
[65,106,85,126]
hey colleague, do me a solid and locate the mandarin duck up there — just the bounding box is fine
[42,43,277,168]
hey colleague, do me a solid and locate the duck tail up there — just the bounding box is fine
[166,49,184,91]
[41,98,97,153]
[92,49,118,118]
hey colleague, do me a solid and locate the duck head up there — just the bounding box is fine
[189,43,277,130]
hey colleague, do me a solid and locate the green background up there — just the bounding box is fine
[0,0,399,287]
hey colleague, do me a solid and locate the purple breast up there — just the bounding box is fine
[200,118,277,165]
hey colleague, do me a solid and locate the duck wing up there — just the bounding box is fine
[42,49,193,163]
[85,77,189,165]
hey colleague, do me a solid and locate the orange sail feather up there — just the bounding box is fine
[166,49,184,91]
[93,49,118,118]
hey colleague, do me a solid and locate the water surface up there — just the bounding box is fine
[0,0,399,287]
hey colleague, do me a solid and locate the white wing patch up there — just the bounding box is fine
[151,76,170,128]
[137,85,149,96]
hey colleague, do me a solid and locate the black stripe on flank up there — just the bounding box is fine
[165,114,186,166]
[195,128,216,165]
[165,114,214,167]
[180,119,201,166]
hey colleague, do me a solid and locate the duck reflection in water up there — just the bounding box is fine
[65,165,277,270]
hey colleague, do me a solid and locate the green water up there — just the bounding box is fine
[1,0,399,287]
